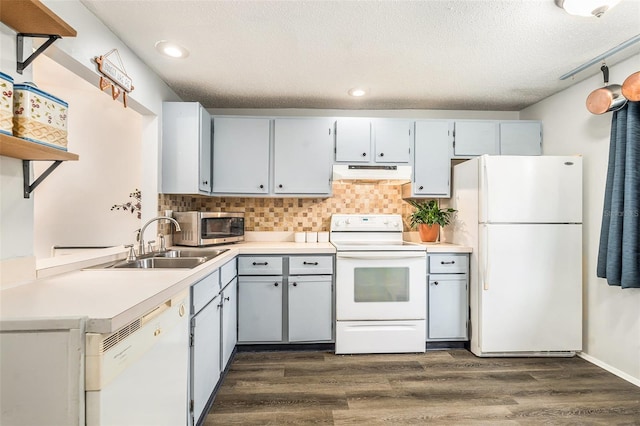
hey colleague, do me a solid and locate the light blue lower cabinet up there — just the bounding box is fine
[427,253,469,341]
[237,255,334,344]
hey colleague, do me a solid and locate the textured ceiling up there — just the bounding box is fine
[80,0,640,111]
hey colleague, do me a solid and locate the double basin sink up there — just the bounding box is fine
[93,248,229,270]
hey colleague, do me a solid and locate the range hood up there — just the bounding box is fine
[332,164,412,184]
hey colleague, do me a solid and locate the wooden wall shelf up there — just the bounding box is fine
[1,133,79,198]
[0,0,77,36]
[0,133,78,161]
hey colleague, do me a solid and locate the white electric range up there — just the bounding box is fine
[330,214,426,354]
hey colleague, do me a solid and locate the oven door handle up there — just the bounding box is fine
[337,252,426,260]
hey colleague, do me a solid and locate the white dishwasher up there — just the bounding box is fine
[85,290,190,426]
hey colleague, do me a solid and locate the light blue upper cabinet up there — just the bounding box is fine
[162,102,212,194]
[405,120,452,198]
[453,120,499,157]
[212,117,270,194]
[335,118,371,162]
[273,118,334,195]
[499,121,542,155]
[372,119,413,163]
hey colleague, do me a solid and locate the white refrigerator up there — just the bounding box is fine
[451,155,583,356]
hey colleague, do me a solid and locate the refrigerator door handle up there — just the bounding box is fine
[482,225,490,291]
[482,161,489,223]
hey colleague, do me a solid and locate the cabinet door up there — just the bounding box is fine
[162,102,211,194]
[212,117,270,194]
[238,277,283,342]
[454,121,499,156]
[199,106,212,193]
[413,120,452,197]
[273,118,334,194]
[335,118,371,162]
[428,275,467,340]
[372,119,412,163]
[499,121,542,155]
[221,278,237,371]
[191,297,221,424]
[288,276,332,342]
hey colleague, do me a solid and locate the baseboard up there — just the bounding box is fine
[578,352,640,388]
[237,343,335,352]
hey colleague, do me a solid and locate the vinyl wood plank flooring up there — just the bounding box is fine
[205,349,640,425]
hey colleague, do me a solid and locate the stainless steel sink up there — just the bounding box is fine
[89,248,229,270]
[112,257,208,269]
[155,249,229,261]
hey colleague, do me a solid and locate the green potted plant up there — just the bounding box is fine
[407,199,457,242]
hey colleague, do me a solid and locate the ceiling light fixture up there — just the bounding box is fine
[348,88,367,97]
[155,40,189,58]
[554,0,621,17]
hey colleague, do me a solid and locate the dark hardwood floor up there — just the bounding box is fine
[204,349,640,425]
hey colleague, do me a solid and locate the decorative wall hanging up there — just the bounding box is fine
[93,49,134,108]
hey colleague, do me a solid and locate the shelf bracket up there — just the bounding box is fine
[16,33,61,75]
[22,160,62,198]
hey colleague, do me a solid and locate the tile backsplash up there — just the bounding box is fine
[159,182,416,232]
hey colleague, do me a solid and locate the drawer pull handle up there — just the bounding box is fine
[433,281,439,285]
[303,261,319,265]
[224,297,230,302]
[441,261,455,265]
[253,262,268,266]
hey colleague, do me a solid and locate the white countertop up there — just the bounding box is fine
[420,242,473,253]
[1,239,469,334]
[0,242,335,334]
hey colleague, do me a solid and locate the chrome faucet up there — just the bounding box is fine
[138,216,181,255]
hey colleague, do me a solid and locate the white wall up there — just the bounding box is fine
[521,54,640,385]
[0,1,180,284]
[0,23,37,284]
[32,55,142,259]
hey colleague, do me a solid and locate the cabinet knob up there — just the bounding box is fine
[274,282,279,287]
[379,152,384,157]
[278,184,283,188]
[362,152,367,157]
[259,184,264,189]
[433,281,439,285]
[419,185,424,190]
[224,296,230,302]
[292,282,297,287]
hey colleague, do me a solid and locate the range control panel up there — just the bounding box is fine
[330,214,403,232]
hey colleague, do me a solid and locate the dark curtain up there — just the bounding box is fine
[597,101,640,288]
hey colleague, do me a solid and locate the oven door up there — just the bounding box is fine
[336,251,426,321]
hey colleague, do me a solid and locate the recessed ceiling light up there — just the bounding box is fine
[554,0,621,17]
[155,40,189,58]
[348,88,367,97]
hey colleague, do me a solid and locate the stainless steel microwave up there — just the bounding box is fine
[172,211,244,246]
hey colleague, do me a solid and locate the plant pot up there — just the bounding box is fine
[418,224,439,242]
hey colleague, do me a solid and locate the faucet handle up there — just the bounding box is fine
[124,244,137,262]
[158,234,166,252]
[147,240,156,253]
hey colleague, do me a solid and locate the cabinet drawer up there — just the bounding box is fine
[429,254,468,274]
[289,256,333,275]
[191,269,220,314]
[238,256,283,275]
[220,259,237,286]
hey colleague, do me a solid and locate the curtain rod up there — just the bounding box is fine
[560,34,640,80]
